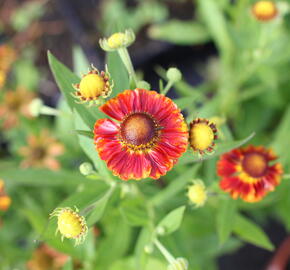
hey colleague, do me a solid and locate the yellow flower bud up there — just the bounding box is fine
[189,118,218,155]
[187,180,207,208]
[73,65,112,106]
[50,207,88,246]
[252,1,278,21]
[99,29,135,51]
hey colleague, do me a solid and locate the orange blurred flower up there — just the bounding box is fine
[0,180,11,211]
[0,44,16,89]
[217,145,283,202]
[0,87,35,129]
[27,244,69,270]
[19,130,64,171]
[252,1,278,22]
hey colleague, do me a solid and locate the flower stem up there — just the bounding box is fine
[162,81,173,95]
[154,239,176,264]
[40,106,60,116]
[117,47,138,87]
[283,174,290,179]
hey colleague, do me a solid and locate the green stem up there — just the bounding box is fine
[117,47,138,86]
[40,106,60,116]
[283,174,290,179]
[162,81,173,95]
[154,239,175,264]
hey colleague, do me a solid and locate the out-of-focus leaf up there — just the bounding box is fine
[87,187,115,226]
[198,0,233,55]
[0,168,90,188]
[233,215,274,251]
[107,51,130,97]
[62,258,74,270]
[119,198,149,227]
[74,111,110,178]
[216,199,237,244]
[75,130,94,139]
[179,132,255,165]
[135,227,153,270]
[271,106,290,167]
[148,20,210,45]
[11,1,45,31]
[157,206,186,235]
[73,46,90,75]
[48,51,102,128]
[151,165,200,207]
[14,59,39,90]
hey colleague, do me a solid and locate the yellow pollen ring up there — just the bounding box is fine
[107,33,126,49]
[79,74,106,99]
[57,210,83,238]
[189,123,214,151]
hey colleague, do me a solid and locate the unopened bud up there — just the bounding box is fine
[167,258,189,270]
[79,162,94,176]
[29,98,43,117]
[137,80,151,90]
[166,68,182,83]
[156,226,165,236]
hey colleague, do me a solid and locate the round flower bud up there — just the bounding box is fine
[187,180,207,208]
[136,80,151,90]
[156,226,166,236]
[29,98,44,117]
[50,207,88,246]
[189,118,218,155]
[79,162,94,176]
[99,29,135,51]
[166,68,182,83]
[252,1,278,21]
[167,258,189,270]
[144,244,154,254]
[73,65,112,106]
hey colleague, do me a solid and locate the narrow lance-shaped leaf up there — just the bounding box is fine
[157,206,186,235]
[216,198,237,244]
[233,214,274,251]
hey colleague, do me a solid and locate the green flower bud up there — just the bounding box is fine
[156,226,166,236]
[79,162,94,176]
[166,67,182,83]
[137,80,151,90]
[167,258,189,270]
[29,98,43,117]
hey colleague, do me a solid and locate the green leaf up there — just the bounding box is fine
[73,46,90,75]
[179,132,255,165]
[148,20,210,45]
[198,0,233,55]
[233,215,274,251]
[157,206,186,235]
[135,227,153,270]
[87,187,114,226]
[75,130,94,139]
[48,51,101,128]
[107,51,130,97]
[119,198,149,227]
[74,111,110,178]
[150,165,200,207]
[216,199,237,244]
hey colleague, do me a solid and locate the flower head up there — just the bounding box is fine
[99,29,135,51]
[252,1,278,21]
[50,207,88,246]
[27,244,69,270]
[189,118,218,155]
[187,180,207,207]
[0,87,35,129]
[94,89,188,180]
[0,180,11,211]
[0,44,16,72]
[217,145,283,202]
[19,130,64,171]
[73,65,112,106]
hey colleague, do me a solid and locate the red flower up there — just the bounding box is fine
[94,89,188,180]
[217,145,283,202]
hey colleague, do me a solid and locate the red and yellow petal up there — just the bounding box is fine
[217,145,283,202]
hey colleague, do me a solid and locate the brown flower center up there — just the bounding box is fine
[32,147,46,160]
[242,153,268,178]
[120,113,157,146]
